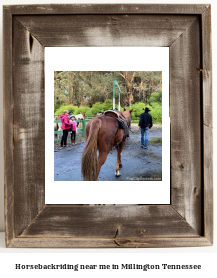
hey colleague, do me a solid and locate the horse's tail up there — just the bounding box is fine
[81,118,102,181]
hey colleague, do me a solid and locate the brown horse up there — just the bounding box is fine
[81,108,133,181]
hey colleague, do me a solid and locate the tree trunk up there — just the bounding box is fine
[127,87,134,107]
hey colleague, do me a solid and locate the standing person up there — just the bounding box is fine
[69,116,77,145]
[138,107,153,149]
[60,110,71,148]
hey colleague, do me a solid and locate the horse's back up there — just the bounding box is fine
[85,116,123,147]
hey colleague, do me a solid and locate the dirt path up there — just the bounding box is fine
[54,124,162,181]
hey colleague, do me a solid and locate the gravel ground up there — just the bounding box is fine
[54,123,162,181]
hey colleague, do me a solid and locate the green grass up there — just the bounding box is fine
[148,137,162,145]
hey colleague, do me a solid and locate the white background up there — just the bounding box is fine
[0,0,216,277]
[45,47,170,204]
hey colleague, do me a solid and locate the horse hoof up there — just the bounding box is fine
[115,171,121,177]
[119,163,122,168]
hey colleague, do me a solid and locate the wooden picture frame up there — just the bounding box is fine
[4,4,213,248]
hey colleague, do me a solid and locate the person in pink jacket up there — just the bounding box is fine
[69,116,77,145]
[60,110,71,148]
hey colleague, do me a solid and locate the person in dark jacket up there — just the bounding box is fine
[138,107,153,149]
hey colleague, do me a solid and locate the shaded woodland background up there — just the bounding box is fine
[54,71,162,122]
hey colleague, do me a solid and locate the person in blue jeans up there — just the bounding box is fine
[138,107,153,149]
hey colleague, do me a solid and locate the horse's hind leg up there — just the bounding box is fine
[97,151,110,179]
[115,141,126,176]
[115,151,121,177]
[96,138,113,179]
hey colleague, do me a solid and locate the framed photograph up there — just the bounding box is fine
[4,4,213,247]
[46,47,170,205]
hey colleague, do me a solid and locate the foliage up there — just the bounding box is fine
[103,99,113,111]
[54,99,65,112]
[54,71,162,123]
[148,91,162,105]
[85,108,95,116]
[130,103,146,118]
[54,71,162,108]
[55,105,78,116]
[76,106,90,115]
[55,101,162,123]
[90,102,104,115]
[148,103,162,123]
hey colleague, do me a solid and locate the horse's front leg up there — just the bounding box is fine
[119,153,123,168]
[58,125,62,139]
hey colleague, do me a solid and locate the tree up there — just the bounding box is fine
[54,71,162,110]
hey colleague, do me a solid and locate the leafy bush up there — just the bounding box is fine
[76,106,90,115]
[54,100,162,123]
[55,105,78,116]
[149,102,162,123]
[91,102,104,115]
[123,102,162,123]
[148,91,162,105]
[131,103,145,117]
[85,108,95,117]
[103,99,113,111]
[123,103,145,120]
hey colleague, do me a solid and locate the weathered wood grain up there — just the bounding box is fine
[201,5,213,245]
[3,4,213,248]
[4,4,207,15]
[20,205,199,238]
[3,6,14,247]
[170,17,202,235]
[204,126,213,243]
[16,15,197,47]
[8,237,212,248]
[12,17,45,237]
[202,6,212,129]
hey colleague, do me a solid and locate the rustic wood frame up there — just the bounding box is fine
[4,4,213,248]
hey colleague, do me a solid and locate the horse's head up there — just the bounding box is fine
[75,114,85,120]
[123,108,133,127]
